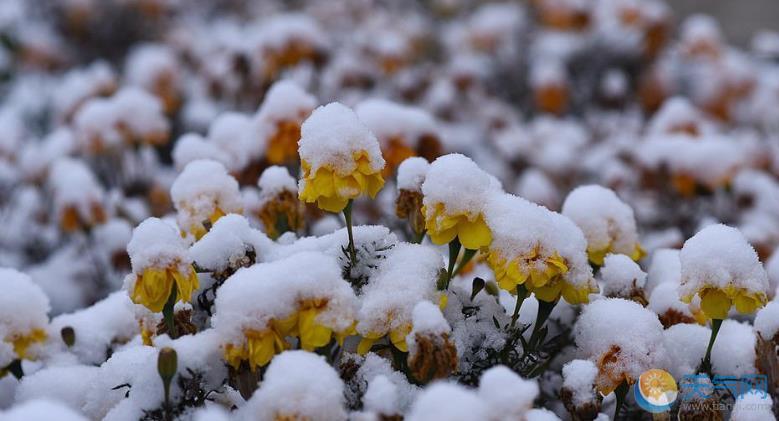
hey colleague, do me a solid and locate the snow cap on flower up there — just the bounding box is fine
[0,268,49,362]
[170,159,243,239]
[485,193,596,303]
[297,102,385,212]
[241,351,346,421]
[562,185,643,265]
[357,243,444,352]
[363,374,400,417]
[755,300,779,341]
[478,366,539,420]
[679,224,768,319]
[189,214,271,274]
[397,157,431,193]
[561,359,599,408]
[127,217,191,274]
[255,80,316,165]
[599,253,646,300]
[206,112,258,169]
[213,252,357,367]
[574,298,667,394]
[407,382,489,421]
[171,133,232,171]
[258,165,298,199]
[48,157,106,232]
[421,153,499,249]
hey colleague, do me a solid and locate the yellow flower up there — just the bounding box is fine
[130,265,199,313]
[487,246,596,304]
[357,323,412,355]
[5,328,47,360]
[266,120,303,165]
[224,300,353,369]
[588,242,645,266]
[188,207,227,240]
[423,202,492,250]
[682,286,767,320]
[299,151,385,213]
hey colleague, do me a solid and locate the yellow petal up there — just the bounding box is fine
[734,292,763,314]
[700,288,731,320]
[457,215,492,250]
[247,333,277,369]
[357,337,377,355]
[317,195,349,213]
[428,225,458,245]
[390,325,411,353]
[298,308,333,351]
[533,281,562,303]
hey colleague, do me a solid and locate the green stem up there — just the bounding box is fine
[510,284,529,328]
[412,229,427,244]
[4,359,23,379]
[163,288,178,339]
[528,299,557,351]
[699,318,723,375]
[453,248,477,277]
[444,239,462,289]
[343,200,357,268]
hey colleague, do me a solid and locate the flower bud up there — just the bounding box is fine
[60,326,76,348]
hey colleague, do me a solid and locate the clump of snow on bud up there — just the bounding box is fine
[363,375,399,417]
[562,359,598,407]
[422,153,499,217]
[170,159,243,233]
[599,254,646,297]
[189,214,272,274]
[257,166,298,198]
[396,157,430,193]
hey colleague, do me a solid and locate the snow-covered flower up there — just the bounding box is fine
[240,350,347,421]
[254,80,316,165]
[406,301,457,383]
[407,383,489,421]
[213,252,356,369]
[171,159,243,240]
[48,158,107,233]
[599,253,647,304]
[574,298,667,394]
[562,185,644,265]
[485,193,597,303]
[478,365,539,420]
[560,359,601,420]
[395,157,430,238]
[679,224,769,319]
[0,269,49,367]
[357,244,445,354]
[297,102,385,213]
[125,218,199,313]
[255,166,304,239]
[421,154,497,250]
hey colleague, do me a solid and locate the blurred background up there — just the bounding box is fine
[671,0,779,45]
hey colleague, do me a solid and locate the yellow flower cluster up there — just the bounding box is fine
[130,264,199,313]
[299,151,385,213]
[487,246,595,304]
[224,299,353,369]
[423,202,492,250]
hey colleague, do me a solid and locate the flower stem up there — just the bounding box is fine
[510,284,529,328]
[528,299,557,351]
[444,239,462,289]
[699,318,723,375]
[162,288,178,339]
[343,200,358,268]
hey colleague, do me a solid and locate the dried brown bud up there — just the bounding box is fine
[395,189,425,235]
[407,332,458,384]
[258,190,305,239]
[560,386,602,421]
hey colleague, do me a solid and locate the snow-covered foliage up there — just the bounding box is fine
[1,1,779,420]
